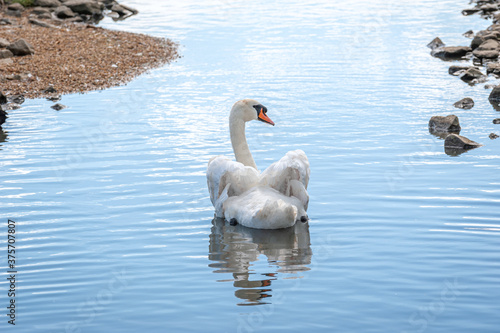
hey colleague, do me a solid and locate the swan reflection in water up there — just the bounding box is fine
[208,218,312,306]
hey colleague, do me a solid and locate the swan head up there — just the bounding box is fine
[231,99,274,126]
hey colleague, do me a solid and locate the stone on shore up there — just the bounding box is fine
[29,18,59,29]
[453,97,474,109]
[7,39,35,56]
[488,85,500,101]
[444,134,482,149]
[0,38,10,48]
[7,3,26,12]
[0,92,7,105]
[429,115,461,133]
[34,0,62,7]
[64,0,104,15]
[0,49,13,59]
[55,6,76,19]
[31,7,51,15]
[432,46,471,59]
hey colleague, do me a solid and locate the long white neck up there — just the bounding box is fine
[229,113,257,170]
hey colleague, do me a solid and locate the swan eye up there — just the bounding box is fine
[253,104,267,115]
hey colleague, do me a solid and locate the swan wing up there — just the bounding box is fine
[207,156,260,206]
[259,149,310,195]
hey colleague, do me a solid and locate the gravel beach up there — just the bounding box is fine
[0,5,179,99]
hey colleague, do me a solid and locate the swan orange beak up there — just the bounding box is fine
[258,108,275,126]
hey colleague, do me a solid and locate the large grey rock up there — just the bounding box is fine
[432,46,471,59]
[453,97,474,109]
[444,134,482,149]
[35,0,62,7]
[64,0,104,15]
[0,49,13,59]
[472,39,500,58]
[429,115,461,133]
[7,39,35,56]
[54,5,75,18]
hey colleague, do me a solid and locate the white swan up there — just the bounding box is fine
[207,99,310,229]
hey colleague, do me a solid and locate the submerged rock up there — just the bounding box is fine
[488,85,500,101]
[51,103,66,111]
[429,115,461,134]
[453,97,474,109]
[463,30,474,38]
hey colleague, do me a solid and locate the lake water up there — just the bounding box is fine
[1,0,499,332]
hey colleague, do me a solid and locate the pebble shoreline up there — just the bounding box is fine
[427,0,500,154]
[0,2,179,101]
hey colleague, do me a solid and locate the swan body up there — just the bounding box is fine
[207,99,310,229]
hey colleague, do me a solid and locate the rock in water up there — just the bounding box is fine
[453,98,474,109]
[51,103,66,111]
[0,92,7,105]
[429,115,461,133]
[427,37,445,50]
[493,118,500,124]
[7,39,35,56]
[0,107,6,127]
[449,65,477,76]
[460,67,485,83]
[444,134,482,149]
[432,46,471,59]
[490,133,499,139]
[488,85,500,101]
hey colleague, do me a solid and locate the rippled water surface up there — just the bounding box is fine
[1,0,500,332]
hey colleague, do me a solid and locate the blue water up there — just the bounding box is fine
[1,0,499,332]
